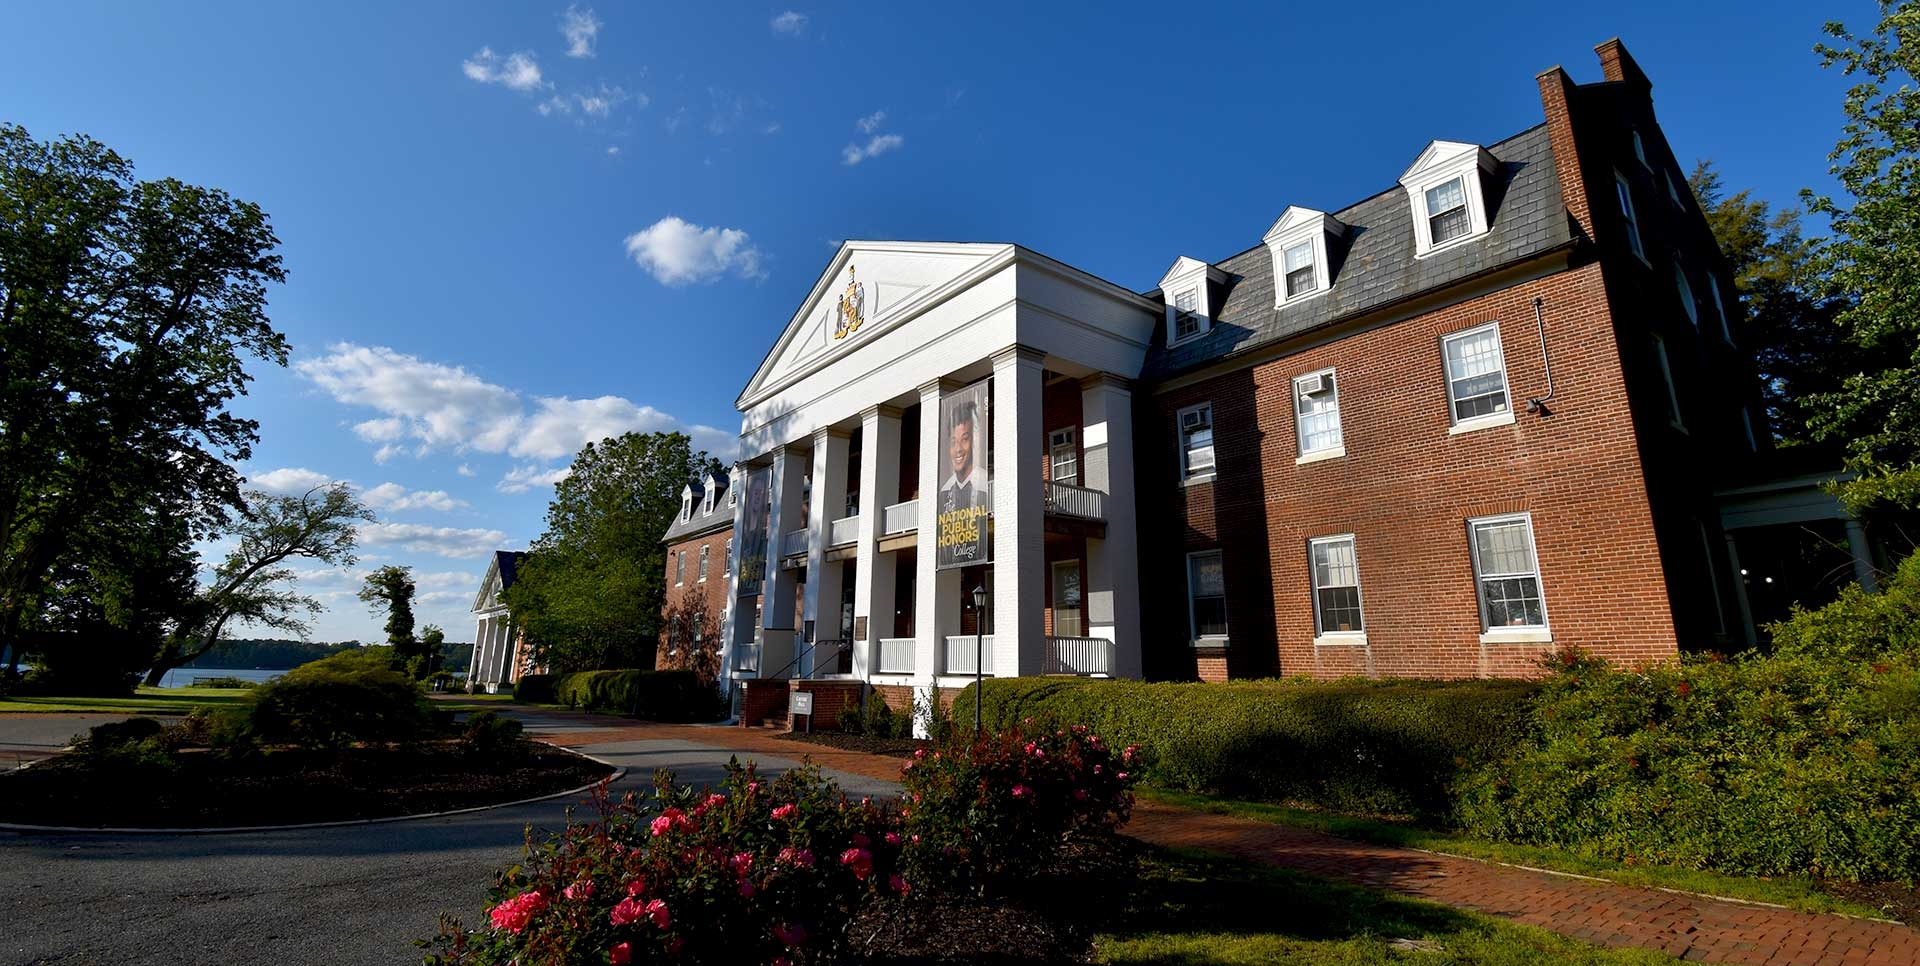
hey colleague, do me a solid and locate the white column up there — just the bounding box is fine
[491,616,511,686]
[719,463,751,695]
[803,429,850,676]
[914,380,947,731]
[854,406,902,680]
[1081,373,1142,679]
[1723,531,1759,647]
[1845,517,1878,593]
[469,617,486,689]
[991,347,1047,678]
[762,444,805,677]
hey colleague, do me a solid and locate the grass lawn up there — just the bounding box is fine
[429,692,519,713]
[0,686,254,715]
[1095,847,1678,965]
[1141,788,1889,921]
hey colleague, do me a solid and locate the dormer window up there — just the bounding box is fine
[680,486,694,522]
[1262,207,1345,306]
[1159,256,1226,345]
[1400,141,1497,257]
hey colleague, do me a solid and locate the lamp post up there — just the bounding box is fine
[971,583,987,736]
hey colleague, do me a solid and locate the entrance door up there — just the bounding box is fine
[1052,560,1083,636]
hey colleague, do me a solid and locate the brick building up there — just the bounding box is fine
[666,39,1878,726]
[659,474,738,683]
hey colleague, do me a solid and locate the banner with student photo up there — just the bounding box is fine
[936,379,992,569]
[736,465,772,597]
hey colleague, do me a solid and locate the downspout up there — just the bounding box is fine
[1524,297,1555,415]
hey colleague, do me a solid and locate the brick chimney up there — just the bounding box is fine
[1595,38,1652,95]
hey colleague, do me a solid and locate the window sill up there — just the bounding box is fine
[1182,472,1217,488]
[1313,632,1368,647]
[1448,411,1517,435]
[1479,628,1553,645]
[1276,286,1331,309]
[1168,330,1210,348]
[1414,230,1489,259]
[1191,638,1230,652]
[1296,447,1345,465]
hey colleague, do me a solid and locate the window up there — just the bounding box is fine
[724,537,734,576]
[674,550,685,586]
[1425,177,1471,245]
[1173,288,1200,341]
[1049,427,1079,486]
[1051,560,1083,637]
[1615,171,1644,260]
[1186,550,1228,642]
[1632,130,1650,170]
[1441,323,1511,425]
[1282,240,1318,299]
[1178,403,1215,481]
[680,495,692,522]
[1292,369,1343,458]
[1708,279,1732,343]
[728,480,738,508]
[1469,514,1548,632]
[1666,168,1685,208]
[698,544,710,582]
[1653,334,1685,430]
[1309,535,1364,637]
[1674,264,1698,328]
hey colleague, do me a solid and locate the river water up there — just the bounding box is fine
[155,667,287,688]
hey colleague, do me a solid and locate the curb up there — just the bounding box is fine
[0,741,625,836]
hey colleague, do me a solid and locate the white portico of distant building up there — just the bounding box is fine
[718,242,1159,723]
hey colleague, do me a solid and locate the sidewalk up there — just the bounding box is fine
[511,709,1919,966]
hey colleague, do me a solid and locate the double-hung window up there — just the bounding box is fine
[1425,177,1471,246]
[1049,427,1079,486]
[1653,334,1685,430]
[1173,289,1200,342]
[1442,323,1511,426]
[1186,550,1228,642]
[1615,172,1644,260]
[1674,264,1699,329]
[1282,240,1318,299]
[1468,514,1548,634]
[698,544,710,582]
[674,551,685,586]
[1178,403,1215,482]
[1309,535,1364,638]
[724,537,733,577]
[1708,280,1732,344]
[1293,369,1343,459]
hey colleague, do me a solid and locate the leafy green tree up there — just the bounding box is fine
[1802,3,1920,509]
[0,124,287,667]
[358,565,423,675]
[31,508,199,694]
[143,483,370,686]
[505,431,722,672]
[419,623,446,676]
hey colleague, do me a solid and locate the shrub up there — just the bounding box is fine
[553,670,720,722]
[194,676,257,689]
[1457,646,1920,882]
[1768,550,1920,662]
[837,693,910,739]
[900,720,1139,893]
[247,657,429,751]
[954,677,1536,821]
[283,645,402,680]
[461,710,528,759]
[513,673,558,704]
[422,762,906,965]
[72,716,175,773]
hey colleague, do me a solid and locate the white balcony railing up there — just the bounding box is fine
[873,638,916,675]
[731,643,761,674]
[1043,636,1115,676]
[881,499,919,535]
[780,528,808,557]
[1043,481,1105,521]
[829,515,860,547]
[942,635,993,676]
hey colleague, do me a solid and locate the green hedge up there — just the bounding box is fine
[512,673,557,704]
[552,669,721,722]
[954,676,1538,821]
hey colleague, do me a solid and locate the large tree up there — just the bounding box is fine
[0,124,287,664]
[143,484,370,685]
[505,431,722,672]
[358,565,425,676]
[1801,3,1920,510]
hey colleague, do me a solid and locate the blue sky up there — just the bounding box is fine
[2,1,1868,644]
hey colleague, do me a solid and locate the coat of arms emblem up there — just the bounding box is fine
[833,266,866,340]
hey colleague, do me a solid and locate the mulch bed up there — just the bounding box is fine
[0,743,613,828]
[769,731,927,759]
[1821,879,1920,925]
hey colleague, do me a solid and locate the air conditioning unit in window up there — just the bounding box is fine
[1299,373,1332,396]
[1180,409,1209,431]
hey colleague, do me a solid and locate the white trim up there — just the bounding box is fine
[1440,322,1513,429]
[1160,257,1226,346]
[1448,411,1517,435]
[1467,512,1550,634]
[1400,141,1497,258]
[1479,628,1553,645]
[1614,170,1647,264]
[1291,367,1344,459]
[1177,401,1216,482]
[1308,533,1365,638]
[1185,548,1228,645]
[1296,447,1346,465]
[1263,207,1346,307]
[1314,632,1370,647]
[698,543,710,582]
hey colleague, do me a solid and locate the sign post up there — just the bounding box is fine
[790,690,815,734]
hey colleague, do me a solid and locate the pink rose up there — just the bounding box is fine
[609,897,645,927]
[777,846,815,868]
[729,851,754,876]
[651,815,674,837]
[889,873,910,896]
[840,847,874,880]
[885,832,901,846]
[563,879,595,901]
[487,890,547,934]
[609,941,632,965]
[645,898,670,929]
[624,878,647,898]
[771,803,797,821]
[1011,784,1031,799]
[851,833,870,848]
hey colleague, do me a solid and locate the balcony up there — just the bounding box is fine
[829,515,860,547]
[872,637,915,675]
[1042,636,1115,676]
[780,527,808,558]
[881,499,918,535]
[1043,481,1105,521]
[731,643,761,675]
[942,635,993,676]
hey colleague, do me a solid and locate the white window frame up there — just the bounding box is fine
[1160,256,1223,345]
[1708,278,1733,344]
[1653,334,1686,432]
[1615,171,1645,263]
[1424,176,1473,248]
[1178,402,1216,484]
[674,550,685,586]
[1441,322,1515,433]
[1172,288,1201,342]
[1262,207,1344,307]
[1185,549,1229,645]
[1282,240,1318,300]
[1048,426,1079,486]
[724,537,733,577]
[1674,264,1699,329]
[1308,534,1366,645]
[1050,559,1084,637]
[1467,513,1551,643]
[698,544,710,582]
[1399,141,1496,257]
[1292,368,1345,463]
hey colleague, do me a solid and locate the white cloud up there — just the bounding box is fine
[359,522,508,559]
[770,11,807,34]
[842,133,904,165]
[457,463,477,477]
[623,216,765,286]
[498,463,574,494]
[560,5,601,58]
[538,84,638,119]
[296,343,738,466]
[461,47,546,92]
[361,482,469,512]
[856,110,887,134]
[353,417,407,443]
[763,122,782,135]
[248,467,340,495]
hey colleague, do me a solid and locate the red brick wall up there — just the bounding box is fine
[788,680,864,731]
[739,679,788,728]
[660,527,734,672]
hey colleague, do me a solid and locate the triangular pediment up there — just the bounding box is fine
[472,556,501,613]
[1263,206,1345,243]
[738,241,1015,408]
[1400,140,1495,186]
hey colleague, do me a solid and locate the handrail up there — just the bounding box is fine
[763,638,854,681]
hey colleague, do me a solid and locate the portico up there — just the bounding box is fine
[719,243,1158,724]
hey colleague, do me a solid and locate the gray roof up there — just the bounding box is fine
[1143,124,1570,380]
[493,550,528,591]
[662,477,733,544]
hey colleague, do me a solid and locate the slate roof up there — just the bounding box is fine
[493,550,528,592]
[662,477,734,544]
[1142,123,1570,380]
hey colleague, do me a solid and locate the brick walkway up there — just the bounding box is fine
[514,709,1920,966]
